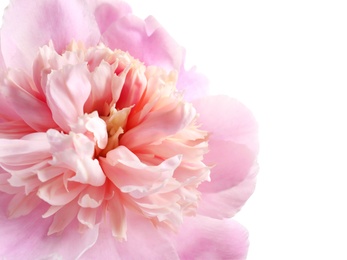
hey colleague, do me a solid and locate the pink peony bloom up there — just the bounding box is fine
[0,0,258,259]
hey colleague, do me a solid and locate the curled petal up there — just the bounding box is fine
[47,129,106,187]
[46,64,92,132]
[101,146,181,197]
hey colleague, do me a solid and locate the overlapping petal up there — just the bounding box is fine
[0,193,99,260]
[0,0,258,259]
[193,95,258,218]
[1,0,100,72]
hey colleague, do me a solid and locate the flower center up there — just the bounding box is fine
[97,106,131,157]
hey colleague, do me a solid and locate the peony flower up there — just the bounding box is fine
[0,0,258,259]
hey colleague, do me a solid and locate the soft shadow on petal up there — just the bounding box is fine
[99,11,184,71]
[192,95,259,154]
[91,1,132,33]
[192,95,259,218]
[0,193,99,260]
[177,65,210,101]
[0,0,101,73]
[45,64,92,132]
[81,211,179,259]
[173,215,249,260]
[198,164,258,219]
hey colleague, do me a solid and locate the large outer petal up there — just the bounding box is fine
[0,0,101,73]
[81,211,179,259]
[90,1,184,72]
[193,95,259,218]
[173,215,249,260]
[0,193,99,260]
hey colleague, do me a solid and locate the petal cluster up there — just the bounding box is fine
[0,0,258,259]
[1,42,210,240]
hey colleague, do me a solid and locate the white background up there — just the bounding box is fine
[1,1,347,259]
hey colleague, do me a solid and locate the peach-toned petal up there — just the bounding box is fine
[101,146,181,196]
[47,129,106,186]
[0,0,100,73]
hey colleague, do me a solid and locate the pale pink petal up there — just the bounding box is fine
[0,69,57,131]
[46,129,106,187]
[121,102,196,150]
[92,1,132,33]
[0,0,100,72]
[177,65,210,101]
[0,193,99,259]
[100,146,181,197]
[173,215,249,260]
[198,165,258,218]
[0,133,50,165]
[45,64,92,132]
[0,121,33,139]
[101,13,184,71]
[81,211,179,259]
[193,95,259,154]
[191,96,258,218]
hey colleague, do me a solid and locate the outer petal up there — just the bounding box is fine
[0,0,101,73]
[192,95,258,218]
[81,211,179,259]
[0,193,99,260]
[173,215,249,260]
[0,69,57,131]
[177,65,210,101]
[89,0,132,33]
[97,5,184,71]
[193,95,259,154]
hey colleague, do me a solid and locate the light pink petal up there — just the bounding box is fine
[0,0,100,73]
[47,129,106,186]
[198,165,257,218]
[0,133,50,165]
[177,65,210,101]
[173,215,249,260]
[121,102,196,150]
[101,13,184,71]
[0,121,33,139]
[92,1,132,33]
[193,95,259,154]
[46,64,92,132]
[0,193,99,259]
[0,69,57,131]
[81,211,179,259]
[100,146,181,197]
[191,96,258,218]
